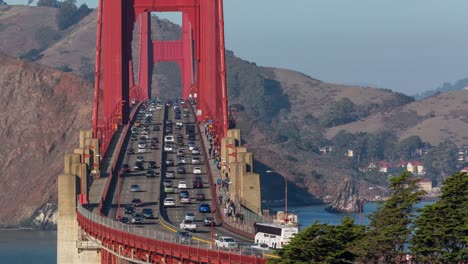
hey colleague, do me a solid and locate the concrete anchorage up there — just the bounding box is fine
[221,129,262,214]
[57,130,101,264]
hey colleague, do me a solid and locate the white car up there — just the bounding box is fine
[191,157,200,164]
[178,181,187,189]
[163,197,176,207]
[193,167,202,174]
[155,105,163,110]
[185,212,196,221]
[191,148,200,155]
[215,237,238,249]
[129,184,141,192]
[164,145,173,152]
[164,135,175,143]
[138,142,147,149]
[179,219,196,232]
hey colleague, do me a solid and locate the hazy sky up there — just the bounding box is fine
[7,0,468,94]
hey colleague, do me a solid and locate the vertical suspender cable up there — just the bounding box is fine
[217,0,229,137]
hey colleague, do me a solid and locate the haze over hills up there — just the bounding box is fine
[0,5,466,226]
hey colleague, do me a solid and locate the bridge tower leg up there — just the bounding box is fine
[57,154,101,263]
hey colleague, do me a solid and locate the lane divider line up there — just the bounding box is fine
[158,219,213,244]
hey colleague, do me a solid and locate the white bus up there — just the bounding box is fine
[254,223,298,249]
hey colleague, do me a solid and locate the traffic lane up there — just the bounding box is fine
[108,106,165,224]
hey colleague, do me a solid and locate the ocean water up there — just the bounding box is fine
[0,230,56,264]
[0,202,433,262]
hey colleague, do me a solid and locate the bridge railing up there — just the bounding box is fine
[77,204,267,263]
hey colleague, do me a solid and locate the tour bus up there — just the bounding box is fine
[254,223,298,249]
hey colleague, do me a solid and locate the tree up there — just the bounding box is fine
[354,172,425,263]
[0,0,7,6]
[79,57,94,84]
[270,216,365,264]
[423,140,458,183]
[410,172,468,263]
[56,0,77,30]
[320,98,358,127]
[37,0,60,7]
[395,135,424,160]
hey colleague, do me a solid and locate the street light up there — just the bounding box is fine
[266,170,288,223]
[80,145,99,205]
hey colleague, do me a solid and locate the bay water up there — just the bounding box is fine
[0,202,432,263]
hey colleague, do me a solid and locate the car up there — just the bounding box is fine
[164,145,174,152]
[150,143,158,149]
[129,184,141,192]
[188,142,196,150]
[177,167,186,174]
[185,212,195,221]
[140,132,149,138]
[196,193,205,201]
[151,137,159,143]
[121,164,130,173]
[138,141,147,149]
[180,197,191,204]
[163,197,176,207]
[179,219,196,231]
[118,216,130,224]
[131,213,144,224]
[179,190,189,198]
[199,204,210,213]
[165,127,173,134]
[176,149,185,157]
[148,161,157,169]
[204,216,214,226]
[124,206,135,214]
[215,237,238,249]
[192,157,201,165]
[133,162,144,170]
[127,148,135,155]
[251,243,270,251]
[175,231,192,243]
[162,179,173,187]
[132,198,143,207]
[146,170,157,177]
[136,156,145,162]
[166,170,175,178]
[142,208,154,219]
[165,135,175,143]
[177,157,186,165]
[178,181,187,189]
[155,105,163,110]
[175,114,181,120]
[153,125,160,131]
[193,178,203,188]
[165,160,174,166]
[193,167,202,174]
[164,185,174,193]
[191,148,201,155]
[175,123,182,130]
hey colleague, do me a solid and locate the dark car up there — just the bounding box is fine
[153,125,160,131]
[124,206,135,214]
[165,160,174,166]
[132,198,143,207]
[196,193,206,201]
[148,161,157,169]
[127,148,135,155]
[165,127,173,134]
[175,114,181,120]
[193,176,203,188]
[175,231,192,243]
[121,164,130,173]
[142,208,154,219]
[118,216,130,224]
[177,167,186,174]
[151,137,159,143]
[146,170,157,177]
[150,143,158,149]
[133,162,144,170]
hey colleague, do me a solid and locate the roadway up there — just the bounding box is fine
[102,99,254,248]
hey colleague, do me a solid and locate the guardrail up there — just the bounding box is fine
[77,204,267,263]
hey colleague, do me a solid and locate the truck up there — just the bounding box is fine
[179,219,197,232]
[215,236,238,249]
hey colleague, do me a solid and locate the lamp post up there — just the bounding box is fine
[80,145,98,205]
[266,170,288,223]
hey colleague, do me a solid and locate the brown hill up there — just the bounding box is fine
[0,53,92,227]
[326,91,468,145]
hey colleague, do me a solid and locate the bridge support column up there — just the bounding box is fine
[58,153,101,264]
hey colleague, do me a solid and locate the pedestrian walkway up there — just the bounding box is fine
[198,123,257,234]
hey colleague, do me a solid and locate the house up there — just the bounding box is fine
[319,146,333,154]
[418,178,432,192]
[407,161,424,175]
[461,167,468,173]
[347,149,354,157]
[377,161,393,173]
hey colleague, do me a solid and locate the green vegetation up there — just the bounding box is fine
[78,57,94,83]
[271,172,468,263]
[19,48,43,61]
[37,0,60,7]
[320,98,358,127]
[423,140,458,184]
[56,1,91,30]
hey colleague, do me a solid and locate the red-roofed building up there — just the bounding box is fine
[461,167,468,173]
[407,161,424,175]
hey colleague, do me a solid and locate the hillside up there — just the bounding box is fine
[326,91,468,145]
[0,5,466,226]
[0,53,92,227]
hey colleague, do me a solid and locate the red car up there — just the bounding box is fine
[120,164,130,173]
[132,198,143,207]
